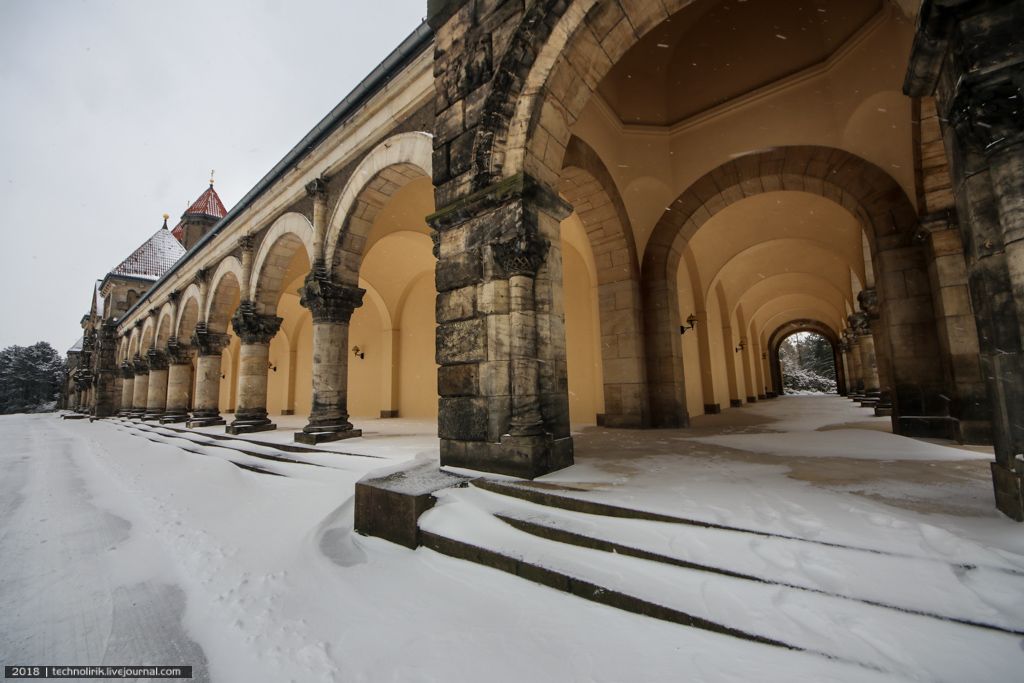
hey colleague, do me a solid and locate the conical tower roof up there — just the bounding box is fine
[110,215,186,281]
[172,180,227,243]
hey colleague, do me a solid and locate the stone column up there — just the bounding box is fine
[144,349,169,420]
[850,312,880,405]
[905,0,1024,518]
[160,338,193,424]
[429,173,574,479]
[118,363,134,416]
[844,329,863,398]
[226,303,282,434]
[187,323,229,428]
[130,355,149,417]
[294,274,365,443]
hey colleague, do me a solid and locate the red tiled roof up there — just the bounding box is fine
[110,219,186,280]
[172,183,227,242]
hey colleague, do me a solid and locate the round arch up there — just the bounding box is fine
[175,283,203,341]
[324,132,432,284]
[250,212,315,314]
[205,256,244,332]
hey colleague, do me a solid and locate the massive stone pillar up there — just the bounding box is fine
[119,363,135,416]
[295,273,365,444]
[844,329,864,398]
[144,349,168,420]
[851,312,880,399]
[187,323,229,428]
[226,303,282,435]
[130,355,149,417]
[160,339,193,424]
[859,289,894,416]
[428,174,574,479]
[905,0,1024,518]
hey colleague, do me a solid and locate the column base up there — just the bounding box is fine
[440,434,573,480]
[142,411,165,422]
[757,394,767,400]
[859,399,879,408]
[295,428,362,445]
[226,421,276,435]
[992,462,1024,522]
[874,405,894,417]
[380,410,399,418]
[186,415,226,428]
[745,396,757,403]
[703,403,721,414]
[729,399,743,408]
[896,415,959,440]
[160,413,190,424]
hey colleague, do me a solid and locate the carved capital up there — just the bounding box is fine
[194,267,210,287]
[848,312,871,336]
[132,354,149,376]
[167,290,181,304]
[305,177,328,200]
[238,234,256,253]
[119,361,135,379]
[191,322,230,356]
[493,229,550,278]
[298,274,365,324]
[857,288,880,320]
[146,348,169,371]
[231,302,282,345]
[165,337,192,365]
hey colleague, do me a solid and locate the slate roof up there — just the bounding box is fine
[171,183,227,242]
[110,218,186,281]
[68,336,84,353]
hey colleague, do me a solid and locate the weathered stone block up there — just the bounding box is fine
[435,249,482,292]
[436,318,486,364]
[438,364,478,397]
[436,286,477,323]
[438,396,488,440]
[354,461,470,549]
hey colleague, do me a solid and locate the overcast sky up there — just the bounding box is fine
[0,0,426,351]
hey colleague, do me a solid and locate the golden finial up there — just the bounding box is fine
[163,212,170,220]
[210,169,215,186]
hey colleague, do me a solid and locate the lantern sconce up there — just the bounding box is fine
[352,346,365,360]
[267,361,277,373]
[735,339,747,353]
[761,351,767,360]
[679,314,698,335]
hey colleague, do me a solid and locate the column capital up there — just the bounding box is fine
[305,177,328,200]
[191,322,230,356]
[848,311,871,336]
[146,348,168,371]
[132,354,150,376]
[299,275,365,324]
[194,267,211,286]
[857,288,880,320]
[231,303,282,344]
[167,289,181,304]
[238,234,256,253]
[493,228,550,278]
[119,362,134,379]
[165,337,192,365]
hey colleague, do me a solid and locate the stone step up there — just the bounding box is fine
[419,490,1023,678]
[116,421,285,477]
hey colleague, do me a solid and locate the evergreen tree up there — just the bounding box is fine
[0,342,67,414]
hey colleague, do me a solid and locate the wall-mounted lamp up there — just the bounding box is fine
[679,314,698,335]
[267,361,277,373]
[761,352,767,361]
[735,339,747,353]
[352,346,365,360]
[221,373,226,380]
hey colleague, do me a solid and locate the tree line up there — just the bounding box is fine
[0,342,67,414]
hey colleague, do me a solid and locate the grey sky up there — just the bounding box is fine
[0,0,426,351]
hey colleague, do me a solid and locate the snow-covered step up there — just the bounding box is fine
[473,479,1024,573]
[462,483,1024,635]
[419,490,1024,683]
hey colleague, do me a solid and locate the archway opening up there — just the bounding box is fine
[778,331,837,395]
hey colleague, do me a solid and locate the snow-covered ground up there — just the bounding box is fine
[2,396,1022,682]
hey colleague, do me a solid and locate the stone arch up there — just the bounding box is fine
[127,328,140,360]
[324,132,433,285]
[641,145,943,428]
[250,212,315,314]
[175,283,202,342]
[205,256,244,334]
[767,319,846,396]
[467,0,691,191]
[140,318,156,353]
[155,304,174,349]
[559,134,647,426]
